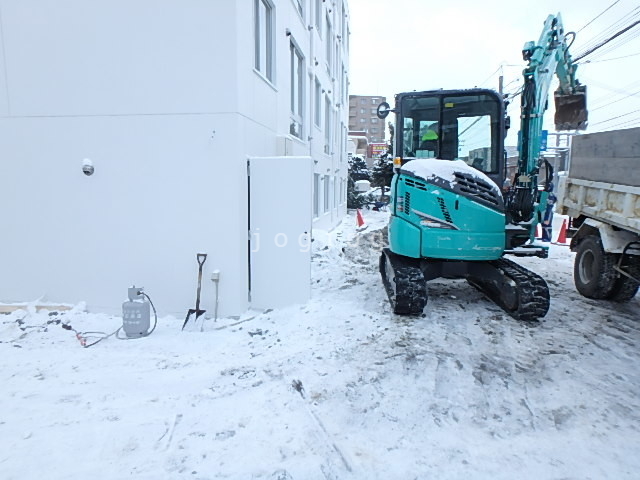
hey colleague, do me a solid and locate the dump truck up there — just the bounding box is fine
[556,127,640,301]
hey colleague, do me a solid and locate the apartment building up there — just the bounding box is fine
[348,94,387,143]
[0,0,350,317]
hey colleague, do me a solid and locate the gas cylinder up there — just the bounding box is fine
[122,286,151,338]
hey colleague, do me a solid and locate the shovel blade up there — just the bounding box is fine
[182,309,207,330]
[554,86,588,131]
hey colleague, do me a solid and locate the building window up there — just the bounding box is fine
[361,98,366,104]
[325,13,332,74]
[346,27,349,52]
[332,176,337,209]
[314,78,321,127]
[345,74,349,101]
[290,40,304,138]
[371,98,378,104]
[371,127,378,133]
[315,0,322,33]
[371,108,377,115]
[254,0,274,81]
[371,118,378,124]
[313,173,320,218]
[324,96,332,154]
[323,175,330,213]
[359,118,366,123]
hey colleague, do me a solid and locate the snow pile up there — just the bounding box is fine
[401,158,500,194]
[1,210,639,480]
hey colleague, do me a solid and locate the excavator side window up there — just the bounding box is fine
[457,114,494,173]
[402,117,415,157]
[442,94,500,174]
[400,96,439,159]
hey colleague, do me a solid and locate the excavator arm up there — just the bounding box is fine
[509,13,587,225]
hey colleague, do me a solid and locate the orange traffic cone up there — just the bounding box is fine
[356,209,366,228]
[555,219,568,244]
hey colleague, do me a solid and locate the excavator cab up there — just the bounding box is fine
[554,85,588,130]
[390,89,506,189]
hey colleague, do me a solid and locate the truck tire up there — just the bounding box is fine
[574,235,618,299]
[608,261,640,302]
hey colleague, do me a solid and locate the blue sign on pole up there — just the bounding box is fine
[540,130,548,151]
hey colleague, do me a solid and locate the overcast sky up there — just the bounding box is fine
[348,0,640,146]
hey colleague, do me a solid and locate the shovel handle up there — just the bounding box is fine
[197,253,207,267]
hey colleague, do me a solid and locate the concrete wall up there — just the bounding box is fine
[570,127,640,187]
[0,0,349,316]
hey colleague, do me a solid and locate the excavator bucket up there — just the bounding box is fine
[554,85,588,131]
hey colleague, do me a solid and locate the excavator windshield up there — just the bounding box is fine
[398,90,502,175]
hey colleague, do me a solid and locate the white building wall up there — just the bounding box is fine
[235,0,350,231]
[0,0,349,316]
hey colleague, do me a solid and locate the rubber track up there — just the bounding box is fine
[380,250,427,315]
[468,258,550,322]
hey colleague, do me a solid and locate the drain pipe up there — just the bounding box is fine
[202,270,220,331]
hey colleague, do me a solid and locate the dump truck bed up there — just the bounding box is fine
[557,127,640,235]
[566,127,640,187]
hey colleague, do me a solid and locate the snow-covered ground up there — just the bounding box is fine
[1,210,638,480]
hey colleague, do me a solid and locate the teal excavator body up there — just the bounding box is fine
[377,14,587,321]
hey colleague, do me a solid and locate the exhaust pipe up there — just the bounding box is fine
[554,85,588,131]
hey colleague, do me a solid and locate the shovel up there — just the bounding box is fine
[182,253,207,330]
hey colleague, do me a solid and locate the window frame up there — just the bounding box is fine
[325,13,332,75]
[314,77,322,127]
[315,0,322,34]
[289,39,305,139]
[254,0,274,83]
[324,95,332,154]
[294,0,304,20]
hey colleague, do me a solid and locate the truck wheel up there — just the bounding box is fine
[608,261,640,302]
[574,235,617,299]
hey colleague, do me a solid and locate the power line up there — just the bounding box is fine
[580,28,640,62]
[577,1,621,33]
[574,19,640,62]
[574,6,640,60]
[598,116,640,130]
[580,50,640,63]
[590,108,640,126]
[591,89,640,111]
[477,65,502,88]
